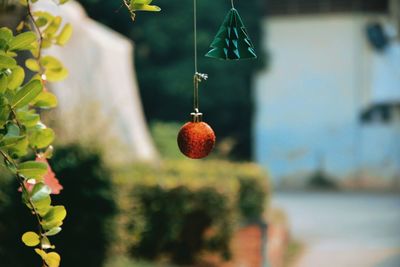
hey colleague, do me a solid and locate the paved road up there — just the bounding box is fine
[272,192,400,267]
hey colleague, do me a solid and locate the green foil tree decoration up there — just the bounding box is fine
[205,8,257,60]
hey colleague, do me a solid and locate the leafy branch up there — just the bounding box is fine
[0,0,72,266]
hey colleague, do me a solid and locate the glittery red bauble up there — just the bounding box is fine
[177,121,216,159]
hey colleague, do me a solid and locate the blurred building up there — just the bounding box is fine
[254,0,400,187]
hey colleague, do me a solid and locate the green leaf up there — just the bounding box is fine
[132,4,161,11]
[45,67,68,82]
[0,73,7,93]
[33,11,54,22]
[16,110,40,127]
[7,66,25,90]
[43,205,67,222]
[0,55,17,69]
[34,195,51,216]
[7,137,28,158]
[35,249,62,267]
[33,91,58,108]
[25,58,40,72]
[0,27,13,44]
[11,79,43,109]
[44,227,62,236]
[45,252,61,267]
[9,32,37,51]
[41,55,62,68]
[40,235,53,249]
[5,123,20,137]
[18,161,48,179]
[44,16,62,36]
[21,231,40,247]
[34,248,47,259]
[28,127,55,149]
[42,206,67,230]
[0,135,25,149]
[0,97,10,127]
[40,55,69,82]
[56,23,72,46]
[35,17,48,27]
[31,183,51,202]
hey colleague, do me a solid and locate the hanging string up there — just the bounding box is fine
[193,0,207,114]
[231,0,235,8]
[194,0,198,74]
[193,0,199,112]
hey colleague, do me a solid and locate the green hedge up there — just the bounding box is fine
[0,145,270,266]
[113,160,270,265]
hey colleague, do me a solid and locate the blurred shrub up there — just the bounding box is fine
[130,185,232,264]
[50,145,117,267]
[0,144,116,267]
[0,145,270,267]
[238,178,267,222]
[113,160,270,265]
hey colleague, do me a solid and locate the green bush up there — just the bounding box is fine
[238,178,267,222]
[50,145,117,267]
[0,146,270,267]
[0,144,116,267]
[113,159,270,265]
[130,185,232,264]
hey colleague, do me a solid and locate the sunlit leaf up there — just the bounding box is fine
[7,66,25,90]
[43,205,67,223]
[0,73,7,93]
[45,252,61,267]
[11,79,43,109]
[18,161,48,179]
[25,58,40,72]
[0,27,13,43]
[56,23,72,46]
[7,137,29,158]
[33,91,58,109]
[132,3,161,11]
[16,110,40,127]
[21,231,40,247]
[9,31,37,51]
[28,127,55,149]
[31,183,51,202]
[44,227,62,236]
[0,135,25,149]
[40,235,53,249]
[0,55,17,69]
[44,16,62,36]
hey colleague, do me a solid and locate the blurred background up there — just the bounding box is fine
[0,0,399,266]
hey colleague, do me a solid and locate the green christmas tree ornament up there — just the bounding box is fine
[205,3,257,60]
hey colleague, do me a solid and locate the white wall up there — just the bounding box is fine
[254,14,400,186]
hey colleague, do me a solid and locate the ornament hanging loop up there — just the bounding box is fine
[231,0,235,8]
[193,72,208,115]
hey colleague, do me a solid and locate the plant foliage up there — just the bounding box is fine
[0,0,72,266]
[0,145,117,267]
[113,159,270,265]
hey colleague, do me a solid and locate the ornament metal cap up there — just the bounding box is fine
[190,110,203,122]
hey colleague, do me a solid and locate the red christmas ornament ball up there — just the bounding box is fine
[177,121,216,159]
